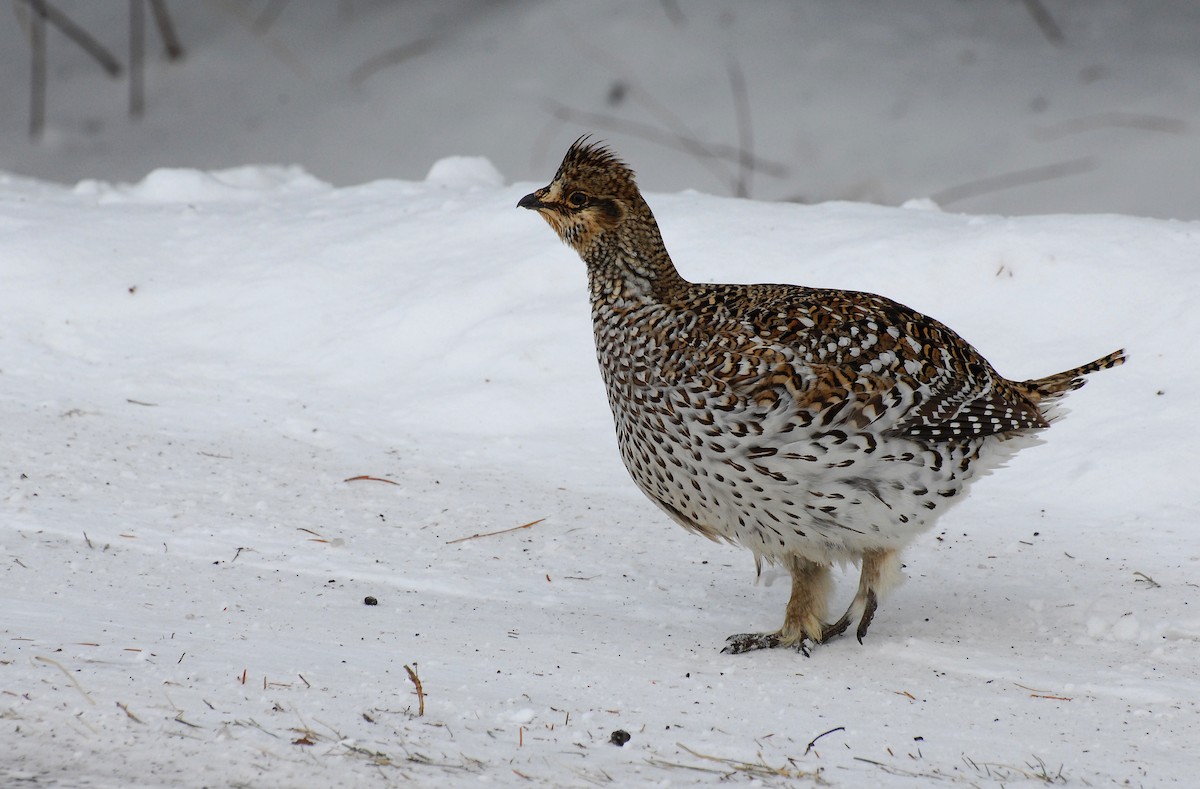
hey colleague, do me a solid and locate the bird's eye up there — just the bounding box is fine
[566,191,588,208]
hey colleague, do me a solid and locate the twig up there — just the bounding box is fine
[727,57,753,198]
[252,0,289,35]
[148,0,184,59]
[404,664,425,716]
[350,38,435,87]
[929,156,1097,206]
[129,0,144,118]
[343,475,400,486]
[804,726,844,755]
[546,17,786,194]
[28,0,46,139]
[1032,111,1187,141]
[206,0,307,77]
[446,518,546,545]
[659,0,685,27]
[34,655,95,705]
[542,99,788,179]
[20,0,124,76]
[1020,0,1064,45]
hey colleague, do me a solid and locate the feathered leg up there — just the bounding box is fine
[825,548,904,644]
[723,555,834,655]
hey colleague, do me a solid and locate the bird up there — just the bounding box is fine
[518,137,1125,655]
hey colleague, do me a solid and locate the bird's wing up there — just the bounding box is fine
[721,289,1046,441]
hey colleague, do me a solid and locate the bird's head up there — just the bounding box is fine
[518,137,640,258]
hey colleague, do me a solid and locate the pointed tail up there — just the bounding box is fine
[1015,348,1126,403]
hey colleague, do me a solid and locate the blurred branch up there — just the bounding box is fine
[129,0,144,118]
[1031,111,1188,140]
[350,38,435,86]
[28,0,45,139]
[253,0,289,35]
[549,15,744,191]
[543,99,788,180]
[149,0,185,60]
[1020,0,1064,45]
[930,156,1097,206]
[206,0,309,78]
[727,58,753,198]
[659,0,685,27]
[19,0,123,76]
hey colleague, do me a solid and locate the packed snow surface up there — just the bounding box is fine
[2,160,1197,787]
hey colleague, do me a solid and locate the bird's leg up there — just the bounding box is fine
[723,555,833,655]
[830,548,902,644]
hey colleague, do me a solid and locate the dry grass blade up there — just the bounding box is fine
[34,655,95,705]
[117,701,143,723]
[674,743,822,780]
[446,518,546,545]
[343,475,400,485]
[1133,571,1161,588]
[404,663,425,716]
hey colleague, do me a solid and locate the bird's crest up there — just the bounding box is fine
[536,136,641,206]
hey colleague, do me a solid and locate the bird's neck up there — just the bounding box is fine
[583,201,688,307]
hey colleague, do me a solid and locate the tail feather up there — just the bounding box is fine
[1016,348,1126,403]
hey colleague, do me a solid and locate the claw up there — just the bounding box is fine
[856,589,878,644]
[722,632,781,654]
[721,632,811,656]
[822,612,851,642]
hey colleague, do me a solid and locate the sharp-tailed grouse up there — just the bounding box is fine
[519,138,1124,654]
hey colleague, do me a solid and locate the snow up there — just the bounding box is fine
[2,159,1197,788]
[1,2,1199,786]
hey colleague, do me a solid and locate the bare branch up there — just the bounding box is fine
[129,0,145,119]
[930,157,1097,206]
[20,0,123,76]
[727,58,753,198]
[253,0,290,35]
[28,0,46,139]
[542,99,788,180]
[148,0,185,60]
[1020,0,1064,45]
[350,38,435,87]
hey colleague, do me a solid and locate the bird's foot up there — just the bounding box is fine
[721,631,812,656]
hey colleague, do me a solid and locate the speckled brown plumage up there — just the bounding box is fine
[519,137,1125,654]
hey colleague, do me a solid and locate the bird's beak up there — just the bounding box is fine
[518,190,546,210]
